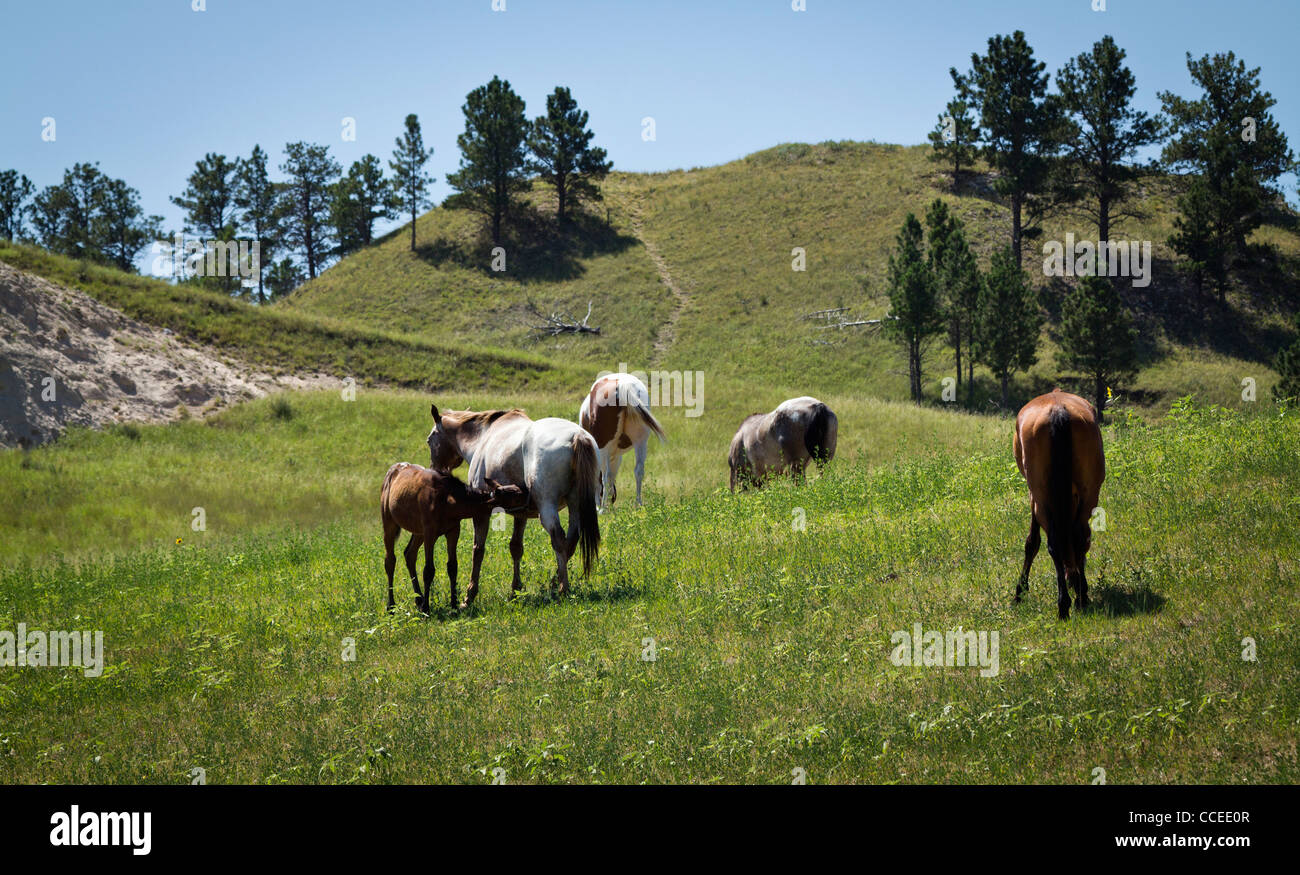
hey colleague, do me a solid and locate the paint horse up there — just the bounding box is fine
[578,372,666,509]
[1012,390,1106,620]
[727,396,838,491]
[426,405,601,606]
[380,463,528,613]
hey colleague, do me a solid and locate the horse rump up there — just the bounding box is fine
[569,433,602,575]
[803,402,837,465]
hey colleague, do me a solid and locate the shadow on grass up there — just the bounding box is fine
[1092,580,1166,618]
[414,205,638,283]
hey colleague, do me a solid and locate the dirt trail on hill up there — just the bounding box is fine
[0,261,340,447]
[624,192,690,366]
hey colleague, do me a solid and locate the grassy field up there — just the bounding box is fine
[1,396,1297,784]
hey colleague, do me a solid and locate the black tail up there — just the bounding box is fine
[804,403,835,465]
[1046,405,1075,565]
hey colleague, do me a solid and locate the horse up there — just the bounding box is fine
[380,462,528,614]
[1012,390,1106,620]
[425,404,601,606]
[578,372,666,509]
[727,396,838,491]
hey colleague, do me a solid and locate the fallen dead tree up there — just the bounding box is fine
[527,300,601,336]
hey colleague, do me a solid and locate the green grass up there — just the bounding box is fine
[1,398,1296,783]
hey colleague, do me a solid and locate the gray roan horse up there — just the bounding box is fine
[426,405,601,606]
[727,396,838,490]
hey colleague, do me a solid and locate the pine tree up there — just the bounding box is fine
[332,155,397,257]
[445,76,531,245]
[975,246,1042,408]
[0,170,34,241]
[32,163,106,259]
[1273,314,1300,403]
[528,86,612,223]
[885,213,944,403]
[1055,36,1163,245]
[389,114,434,252]
[279,142,340,280]
[1160,51,1295,301]
[94,177,163,273]
[234,145,281,303]
[1057,274,1138,421]
[958,31,1065,269]
[925,199,980,404]
[926,74,979,187]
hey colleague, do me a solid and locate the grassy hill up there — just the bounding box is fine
[286,141,1300,414]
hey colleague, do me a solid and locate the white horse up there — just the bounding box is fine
[728,396,838,491]
[578,373,666,509]
[426,404,601,606]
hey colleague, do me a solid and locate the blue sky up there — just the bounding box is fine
[3,0,1297,244]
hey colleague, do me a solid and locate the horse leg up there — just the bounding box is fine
[464,514,489,609]
[508,514,527,597]
[1014,515,1040,604]
[606,451,623,508]
[539,502,570,597]
[444,526,461,608]
[1051,547,1070,621]
[404,534,424,611]
[421,535,436,616]
[1073,552,1089,613]
[633,439,648,507]
[383,523,398,613]
[596,446,611,509]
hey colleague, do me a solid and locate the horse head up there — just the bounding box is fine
[427,404,465,472]
[484,477,530,512]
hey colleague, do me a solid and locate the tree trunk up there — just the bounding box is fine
[967,357,974,407]
[1000,372,1009,410]
[1098,195,1110,251]
[409,207,416,252]
[492,210,502,246]
[557,175,567,223]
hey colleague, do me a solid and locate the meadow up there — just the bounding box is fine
[1,393,1296,784]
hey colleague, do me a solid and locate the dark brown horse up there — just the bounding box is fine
[380,462,527,613]
[1013,390,1106,619]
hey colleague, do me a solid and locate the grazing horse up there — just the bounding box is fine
[727,396,838,491]
[380,462,527,613]
[578,372,666,509]
[1013,390,1106,620]
[426,404,601,606]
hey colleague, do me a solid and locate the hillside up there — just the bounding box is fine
[287,142,1300,414]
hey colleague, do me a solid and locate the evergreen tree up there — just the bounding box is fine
[1055,36,1163,244]
[389,114,434,252]
[927,74,979,186]
[265,257,304,300]
[234,145,281,303]
[1273,314,1300,403]
[0,170,34,241]
[958,31,1065,268]
[975,246,1042,408]
[925,199,981,404]
[1160,51,1296,301]
[331,154,396,256]
[528,86,612,222]
[94,177,164,272]
[279,142,340,280]
[885,213,944,403]
[445,76,531,245]
[1056,274,1138,421]
[32,163,106,259]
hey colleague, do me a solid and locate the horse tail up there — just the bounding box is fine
[569,433,602,576]
[631,401,667,443]
[804,403,836,465]
[380,463,402,521]
[1046,405,1076,567]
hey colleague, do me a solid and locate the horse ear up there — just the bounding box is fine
[430,404,442,426]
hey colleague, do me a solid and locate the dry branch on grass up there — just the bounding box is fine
[527,300,601,336]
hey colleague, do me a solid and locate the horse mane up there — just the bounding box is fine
[449,408,526,428]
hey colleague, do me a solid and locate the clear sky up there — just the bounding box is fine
[3,0,1297,242]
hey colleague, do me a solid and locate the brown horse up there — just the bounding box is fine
[728,396,838,491]
[380,462,527,613]
[1013,390,1106,619]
